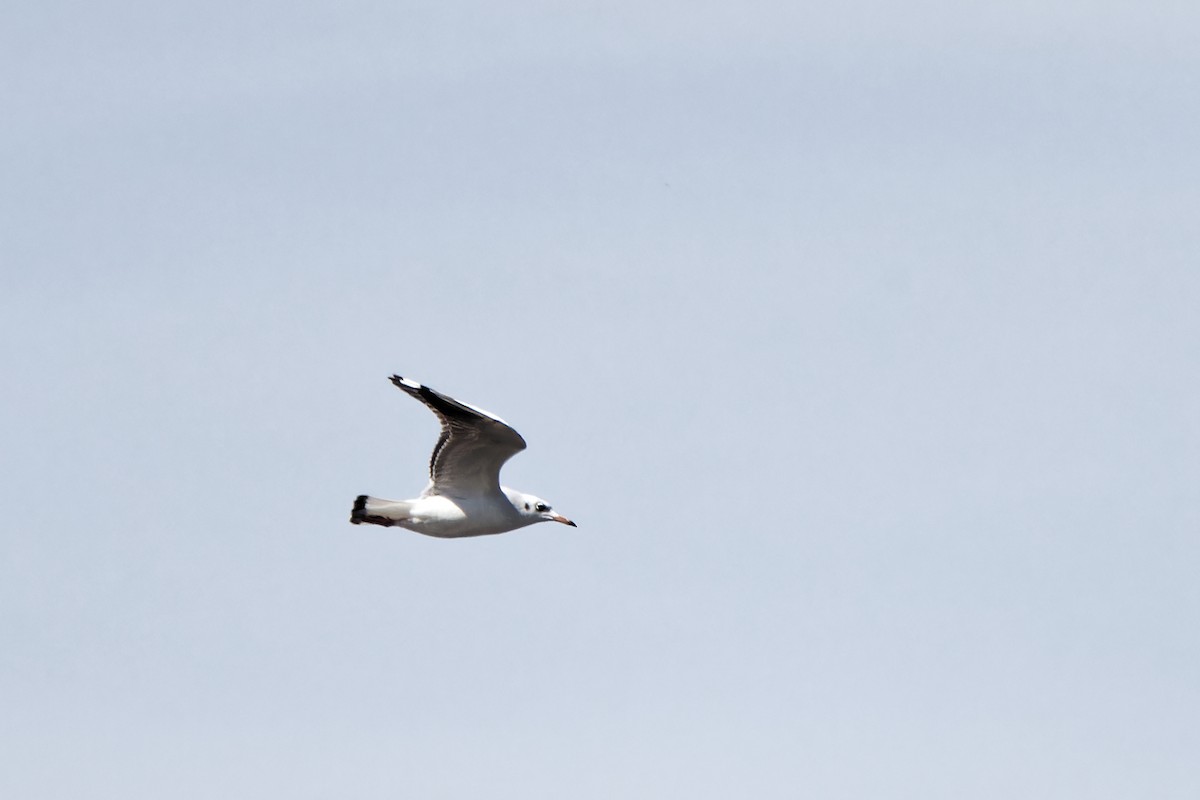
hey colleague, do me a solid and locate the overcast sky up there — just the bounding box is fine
[3,1,1198,798]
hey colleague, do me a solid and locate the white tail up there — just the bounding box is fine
[349,495,412,527]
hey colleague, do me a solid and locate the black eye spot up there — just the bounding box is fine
[535,502,549,513]
[524,503,530,511]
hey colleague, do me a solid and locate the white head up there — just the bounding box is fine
[503,488,576,528]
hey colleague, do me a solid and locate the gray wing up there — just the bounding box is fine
[390,375,527,496]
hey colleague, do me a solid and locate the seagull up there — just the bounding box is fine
[350,375,576,537]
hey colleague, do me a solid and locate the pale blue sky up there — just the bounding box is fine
[2,2,1198,797]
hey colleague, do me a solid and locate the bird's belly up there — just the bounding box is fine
[399,495,526,538]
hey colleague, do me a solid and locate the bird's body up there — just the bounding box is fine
[350,376,575,538]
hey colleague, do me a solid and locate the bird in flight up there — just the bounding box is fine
[350,375,576,537]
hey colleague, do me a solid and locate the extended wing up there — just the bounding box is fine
[390,375,527,497]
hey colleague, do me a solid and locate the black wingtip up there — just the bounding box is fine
[350,494,368,524]
[351,495,400,527]
[389,375,423,392]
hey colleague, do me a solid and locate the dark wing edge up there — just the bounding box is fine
[388,375,528,481]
